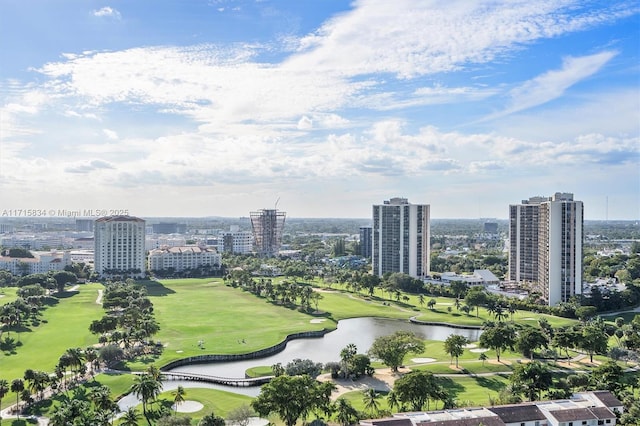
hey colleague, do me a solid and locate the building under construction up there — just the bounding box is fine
[250,209,286,257]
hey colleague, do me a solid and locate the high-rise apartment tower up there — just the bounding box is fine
[372,197,430,279]
[509,193,583,305]
[250,209,286,257]
[359,226,372,259]
[94,215,146,279]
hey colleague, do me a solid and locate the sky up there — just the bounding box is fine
[0,0,639,220]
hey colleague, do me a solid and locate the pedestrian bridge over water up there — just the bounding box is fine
[162,371,273,387]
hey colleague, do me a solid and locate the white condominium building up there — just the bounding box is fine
[94,215,146,279]
[509,193,583,305]
[0,250,71,275]
[219,228,253,254]
[372,197,430,279]
[148,246,221,273]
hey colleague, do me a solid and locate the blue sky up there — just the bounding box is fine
[1,0,638,219]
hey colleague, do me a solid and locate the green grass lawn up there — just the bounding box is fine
[128,278,334,369]
[152,387,253,420]
[0,287,19,306]
[337,374,511,415]
[0,283,104,384]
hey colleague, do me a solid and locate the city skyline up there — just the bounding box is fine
[1,1,638,220]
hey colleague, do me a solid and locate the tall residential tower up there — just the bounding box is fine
[250,209,286,257]
[509,193,583,305]
[372,197,430,279]
[94,215,146,279]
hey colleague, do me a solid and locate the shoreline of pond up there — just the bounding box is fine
[160,317,482,374]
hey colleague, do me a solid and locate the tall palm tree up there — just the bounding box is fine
[387,390,400,413]
[130,373,163,426]
[173,385,186,413]
[120,407,141,426]
[29,371,49,401]
[493,304,508,323]
[362,388,380,417]
[0,379,9,416]
[10,379,24,419]
[334,398,359,426]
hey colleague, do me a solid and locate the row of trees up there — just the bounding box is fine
[478,317,614,363]
[225,272,323,312]
[89,280,161,358]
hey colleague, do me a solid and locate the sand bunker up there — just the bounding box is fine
[470,348,489,353]
[411,357,436,363]
[174,401,204,413]
[464,343,477,349]
[310,318,327,323]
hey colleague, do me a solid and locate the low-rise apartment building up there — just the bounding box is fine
[148,246,221,274]
[360,391,622,426]
[0,250,71,275]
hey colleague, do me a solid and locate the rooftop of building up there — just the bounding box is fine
[95,215,145,223]
[359,391,619,426]
[149,246,217,254]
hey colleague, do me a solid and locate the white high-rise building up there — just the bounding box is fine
[94,215,146,279]
[219,226,253,254]
[372,197,430,279]
[509,193,583,305]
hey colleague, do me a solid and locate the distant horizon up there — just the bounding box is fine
[2,215,638,223]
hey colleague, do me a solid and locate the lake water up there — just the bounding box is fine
[117,317,480,408]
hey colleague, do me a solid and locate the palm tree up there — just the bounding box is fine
[85,347,98,376]
[89,385,118,422]
[28,371,49,401]
[334,398,359,426]
[362,388,380,417]
[0,379,9,417]
[11,379,24,419]
[120,407,142,426]
[387,390,400,413]
[508,302,517,322]
[173,385,186,413]
[494,304,508,322]
[130,372,163,425]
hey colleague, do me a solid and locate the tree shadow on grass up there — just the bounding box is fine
[436,376,466,399]
[140,280,176,297]
[6,419,38,425]
[53,290,80,299]
[474,376,507,393]
[41,297,60,307]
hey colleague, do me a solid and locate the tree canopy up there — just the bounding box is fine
[251,375,335,426]
[368,331,425,372]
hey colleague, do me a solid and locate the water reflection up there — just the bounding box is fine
[117,317,481,410]
[170,317,480,380]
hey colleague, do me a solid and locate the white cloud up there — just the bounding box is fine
[286,0,634,78]
[93,7,121,19]
[297,116,313,130]
[64,159,115,174]
[501,51,617,116]
[103,129,119,140]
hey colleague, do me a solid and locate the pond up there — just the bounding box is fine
[117,317,481,409]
